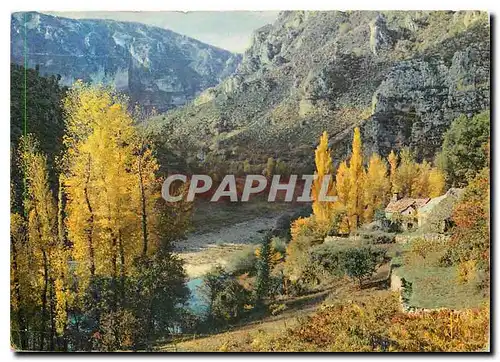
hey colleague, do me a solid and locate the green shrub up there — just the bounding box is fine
[342,247,387,287]
[227,245,258,276]
[358,230,396,244]
[294,244,387,288]
[308,243,346,277]
[200,266,253,325]
[271,236,287,255]
[212,278,252,323]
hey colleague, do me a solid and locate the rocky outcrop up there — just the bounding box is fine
[11,12,241,112]
[155,11,489,169]
[369,14,395,55]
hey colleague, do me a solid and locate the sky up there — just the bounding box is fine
[44,11,279,53]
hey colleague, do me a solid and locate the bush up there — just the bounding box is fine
[342,247,387,287]
[410,237,438,260]
[308,243,346,278]
[200,266,253,325]
[358,230,396,244]
[271,236,287,255]
[212,278,252,323]
[284,217,324,282]
[374,211,402,233]
[227,245,258,276]
[288,243,387,289]
[290,216,324,243]
[231,293,490,352]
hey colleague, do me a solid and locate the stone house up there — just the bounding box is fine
[385,194,430,231]
[417,188,464,232]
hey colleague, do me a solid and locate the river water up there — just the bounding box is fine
[186,277,208,315]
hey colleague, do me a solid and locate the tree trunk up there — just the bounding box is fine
[112,235,118,307]
[138,155,148,256]
[118,231,126,305]
[57,175,66,246]
[11,232,27,350]
[39,249,49,351]
[49,278,56,350]
[83,156,95,277]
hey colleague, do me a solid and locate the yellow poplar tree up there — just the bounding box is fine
[18,135,69,348]
[312,131,335,228]
[428,168,446,197]
[133,143,161,256]
[347,127,365,230]
[335,161,351,233]
[387,150,399,194]
[63,83,191,316]
[11,211,29,349]
[363,153,390,222]
[63,84,140,292]
[393,148,419,198]
[336,161,350,206]
[414,160,432,198]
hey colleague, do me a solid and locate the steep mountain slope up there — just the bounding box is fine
[153,11,489,172]
[11,12,241,112]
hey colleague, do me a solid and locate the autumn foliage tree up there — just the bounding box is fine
[391,148,445,199]
[61,83,190,350]
[312,131,335,228]
[363,153,390,222]
[446,167,490,286]
[347,127,365,230]
[11,83,192,351]
[387,150,398,194]
[10,135,69,350]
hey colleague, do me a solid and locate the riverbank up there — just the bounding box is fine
[174,199,297,278]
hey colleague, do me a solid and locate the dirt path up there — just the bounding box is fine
[174,215,281,278]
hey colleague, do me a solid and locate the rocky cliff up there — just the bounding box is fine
[11,12,241,112]
[153,11,489,171]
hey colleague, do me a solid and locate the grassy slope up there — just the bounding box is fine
[393,243,487,309]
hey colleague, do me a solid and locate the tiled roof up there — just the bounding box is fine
[418,195,447,213]
[414,198,431,208]
[418,188,463,213]
[385,197,430,213]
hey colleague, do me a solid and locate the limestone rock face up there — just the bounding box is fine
[360,42,489,161]
[150,11,491,170]
[11,12,241,112]
[369,14,394,55]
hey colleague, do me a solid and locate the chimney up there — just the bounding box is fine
[391,192,399,202]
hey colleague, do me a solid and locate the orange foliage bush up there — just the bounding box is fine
[235,293,489,352]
